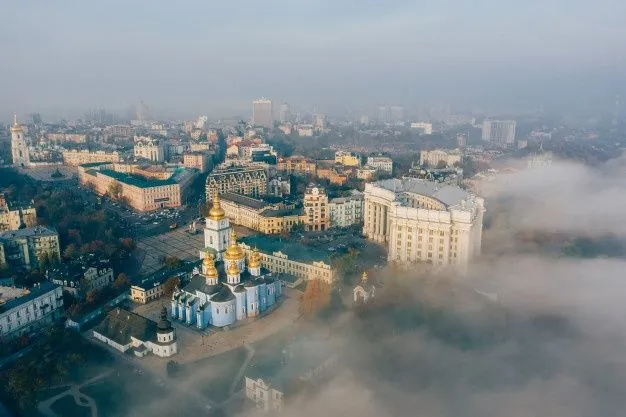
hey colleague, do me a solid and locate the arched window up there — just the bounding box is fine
[216,307,220,314]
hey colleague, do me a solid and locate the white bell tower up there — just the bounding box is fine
[203,193,231,260]
[10,115,29,167]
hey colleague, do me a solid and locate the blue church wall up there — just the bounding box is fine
[258,283,267,311]
[245,286,260,317]
[234,292,246,321]
[210,299,236,327]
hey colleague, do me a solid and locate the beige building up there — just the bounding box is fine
[78,163,181,211]
[334,151,360,167]
[277,156,317,176]
[420,149,462,168]
[206,166,267,199]
[47,133,87,143]
[219,192,302,235]
[183,152,210,173]
[134,137,165,162]
[0,194,37,232]
[62,150,121,166]
[363,178,484,271]
[0,226,61,269]
[328,192,364,228]
[302,185,328,231]
[357,167,376,181]
[410,122,433,134]
[240,236,334,284]
[366,156,393,174]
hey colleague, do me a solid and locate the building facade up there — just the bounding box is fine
[0,194,37,232]
[334,151,360,167]
[183,152,210,173]
[366,156,393,174]
[420,149,462,168]
[62,150,121,166]
[0,282,64,340]
[253,99,274,128]
[277,156,316,176]
[0,226,60,269]
[10,115,30,167]
[410,122,433,134]
[205,166,267,199]
[134,137,165,162]
[328,192,364,228]
[48,259,114,298]
[93,307,177,358]
[481,120,516,145]
[363,178,485,271]
[302,185,328,232]
[78,163,182,211]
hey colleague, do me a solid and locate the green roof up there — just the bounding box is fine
[99,169,177,188]
[240,235,330,263]
[80,162,110,168]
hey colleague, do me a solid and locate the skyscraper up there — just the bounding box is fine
[481,120,516,145]
[253,99,273,128]
[10,115,29,167]
[279,103,291,123]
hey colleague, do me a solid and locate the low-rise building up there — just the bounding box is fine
[133,136,165,162]
[328,192,364,228]
[92,307,177,358]
[183,152,210,173]
[0,226,60,269]
[62,150,120,166]
[0,194,37,232]
[420,149,462,168]
[366,155,393,174]
[47,133,87,143]
[410,122,433,134]
[240,235,334,283]
[334,151,360,167]
[130,264,193,304]
[0,282,64,340]
[277,156,316,176]
[316,166,349,185]
[48,258,113,298]
[357,167,377,181]
[78,162,182,211]
[219,193,303,235]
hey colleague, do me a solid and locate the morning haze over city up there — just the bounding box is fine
[1,1,626,417]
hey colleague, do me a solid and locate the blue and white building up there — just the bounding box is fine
[171,195,282,329]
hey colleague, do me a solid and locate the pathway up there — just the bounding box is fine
[224,344,255,403]
[37,370,112,417]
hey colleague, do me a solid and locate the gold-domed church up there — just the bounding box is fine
[171,194,282,328]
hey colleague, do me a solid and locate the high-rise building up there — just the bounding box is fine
[303,185,328,232]
[363,178,485,271]
[279,103,291,123]
[328,192,364,228]
[10,115,29,167]
[253,99,273,128]
[390,106,404,124]
[481,120,516,145]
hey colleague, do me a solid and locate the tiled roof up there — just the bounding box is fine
[93,308,158,346]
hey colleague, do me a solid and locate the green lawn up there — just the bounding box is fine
[186,346,247,403]
[50,395,92,417]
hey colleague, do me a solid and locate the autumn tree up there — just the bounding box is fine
[162,276,180,298]
[114,273,130,290]
[299,279,332,319]
[107,182,123,200]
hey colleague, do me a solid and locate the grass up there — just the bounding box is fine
[49,395,92,417]
[186,346,247,403]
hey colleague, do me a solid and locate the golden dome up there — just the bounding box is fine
[248,248,261,268]
[10,114,23,133]
[207,192,225,220]
[203,253,218,278]
[227,261,240,275]
[361,271,368,282]
[224,229,245,261]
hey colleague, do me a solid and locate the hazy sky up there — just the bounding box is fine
[2,0,626,119]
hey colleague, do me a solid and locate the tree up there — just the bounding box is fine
[162,276,180,298]
[163,256,183,270]
[114,273,130,290]
[63,243,77,260]
[85,289,98,304]
[107,182,123,200]
[436,160,448,169]
[299,279,332,319]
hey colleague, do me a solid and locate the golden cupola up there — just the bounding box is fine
[227,261,241,275]
[10,114,23,133]
[361,271,368,282]
[224,229,245,261]
[207,192,225,221]
[248,248,262,268]
[203,253,218,278]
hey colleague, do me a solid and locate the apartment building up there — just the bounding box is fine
[62,150,121,166]
[0,226,61,269]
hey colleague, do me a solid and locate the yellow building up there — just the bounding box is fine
[277,156,317,176]
[62,150,121,166]
[334,151,361,167]
[0,194,37,232]
[240,235,334,284]
[78,163,182,212]
[316,167,349,185]
[302,185,328,232]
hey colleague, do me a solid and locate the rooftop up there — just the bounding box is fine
[374,178,473,208]
[98,169,177,188]
[220,192,268,210]
[0,225,58,240]
[240,235,330,263]
[93,308,158,346]
[0,282,58,314]
[260,208,302,218]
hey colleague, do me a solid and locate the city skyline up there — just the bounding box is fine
[2,1,626,119]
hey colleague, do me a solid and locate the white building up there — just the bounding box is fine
[328,192,364,228]
[48,259,114,297]
[410,122,433,135]
[366,156,393,174]
[10,115,30,167]
[363,178,485,271]
[253,99,274,128]
[482,120,516,145]
[133,136,165,162]
[0,282,64,340]
[420,149,462,168]
[92,307,177,358]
